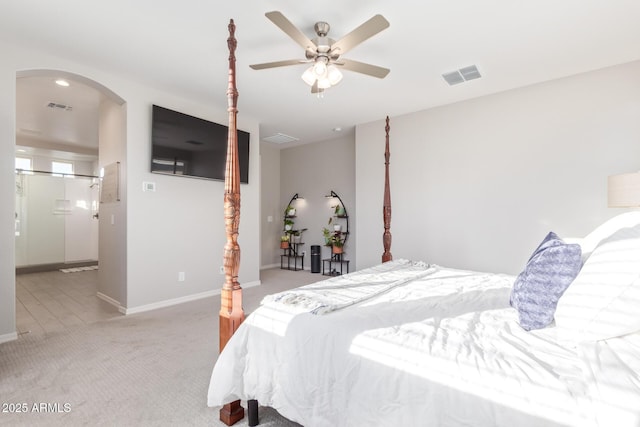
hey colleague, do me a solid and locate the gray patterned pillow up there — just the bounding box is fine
[511,232,582,331]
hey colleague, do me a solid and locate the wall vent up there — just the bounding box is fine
[262,133,299,144]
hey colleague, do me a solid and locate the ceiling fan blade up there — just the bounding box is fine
[250,59,308,70]
[338,59,390,79]
[265,11,316,53]
[331,15,389,56]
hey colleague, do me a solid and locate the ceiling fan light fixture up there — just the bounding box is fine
[317,77,332,89]
[313,59,328,77]
[301,67,316,86]
[327,65,343,85]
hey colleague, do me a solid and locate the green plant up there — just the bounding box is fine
[333,203,346,216]
[322,227,344,247]
[280,235,290,242]
[322,227,332,246]
[332,231,345,247]
[284,218,294,230]
[285,204,296,216]
[292,228,307,237]
[291,228,307,243]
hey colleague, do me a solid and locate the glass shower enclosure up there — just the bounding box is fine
[15,171,99,268]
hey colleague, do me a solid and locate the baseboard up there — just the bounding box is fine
[261,263,314,272]
[96,292,127,314]
[0,331,18,344]
[243,279,261,289]
[123,280,261,315]
[17,260,98,275]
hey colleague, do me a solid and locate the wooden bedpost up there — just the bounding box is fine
[382,116,392,263]
[219,18,246,426]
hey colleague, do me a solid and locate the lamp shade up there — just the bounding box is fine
[301,67,316,86]
[327,65,343,85]
[608,172,640,207]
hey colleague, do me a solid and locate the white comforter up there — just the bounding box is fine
[207,260,640,427]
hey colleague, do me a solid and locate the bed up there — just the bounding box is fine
[211,19,640,427]
[208,241,640,426]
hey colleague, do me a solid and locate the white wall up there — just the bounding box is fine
[0,39,261,338]
[0,58,17,342]
[280,133,356,267]
[98,98,127,306]
[356,60,640,274]
[124,100,260,310]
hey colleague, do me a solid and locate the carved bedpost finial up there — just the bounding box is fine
[220,16,242,352]
[382,116,392,263]
[219,18,245,426]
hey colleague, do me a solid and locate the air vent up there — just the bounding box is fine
[262,133,299,144]
[185,140,204,145]
[46,102,73,111]
[442,71,465,86]
[442,64,482,86]
[459,65,481,81]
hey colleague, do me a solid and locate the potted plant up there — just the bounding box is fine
[331,232,345,254]
[323,224,345,254]
[291,228,307,244]
[280,235,290,249]
[284,218,294,231]
[322,227,332,246]
[286,205,296,217]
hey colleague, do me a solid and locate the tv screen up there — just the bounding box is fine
[151,105,250,183]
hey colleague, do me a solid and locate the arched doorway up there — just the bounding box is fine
[14,69,126,335]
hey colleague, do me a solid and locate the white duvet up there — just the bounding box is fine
[208,260,640,427]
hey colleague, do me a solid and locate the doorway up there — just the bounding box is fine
[15,70,125,335]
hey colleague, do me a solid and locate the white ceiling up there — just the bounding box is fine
[4,1,640,150]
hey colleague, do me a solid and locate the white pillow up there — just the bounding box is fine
[555,220,640,344]
[578,211,640,261]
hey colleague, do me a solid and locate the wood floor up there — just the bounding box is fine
[15,267,324,338]
[16,269,121,336]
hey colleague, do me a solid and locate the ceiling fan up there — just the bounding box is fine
[250,11,390,94]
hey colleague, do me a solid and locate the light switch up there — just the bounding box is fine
[143,181,156,192]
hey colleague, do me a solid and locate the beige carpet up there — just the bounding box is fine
[0,268,323,427]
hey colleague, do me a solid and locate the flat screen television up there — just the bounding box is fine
[151,105,250,183]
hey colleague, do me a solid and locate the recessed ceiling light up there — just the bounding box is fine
[333,127,342,132]
[55,79,70,87]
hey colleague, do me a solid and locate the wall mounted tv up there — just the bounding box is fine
[151,105,250,183]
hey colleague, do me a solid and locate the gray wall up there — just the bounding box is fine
[260,143,281,268]
[356,60,640,274]
[280,132,356,267]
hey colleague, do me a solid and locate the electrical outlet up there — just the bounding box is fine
[219,266,225,274]
[178,272,185,282]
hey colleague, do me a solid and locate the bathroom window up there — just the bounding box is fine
[52,160,74,178]
[15,156,33,173]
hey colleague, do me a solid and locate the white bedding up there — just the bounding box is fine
[207,261,640,427]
